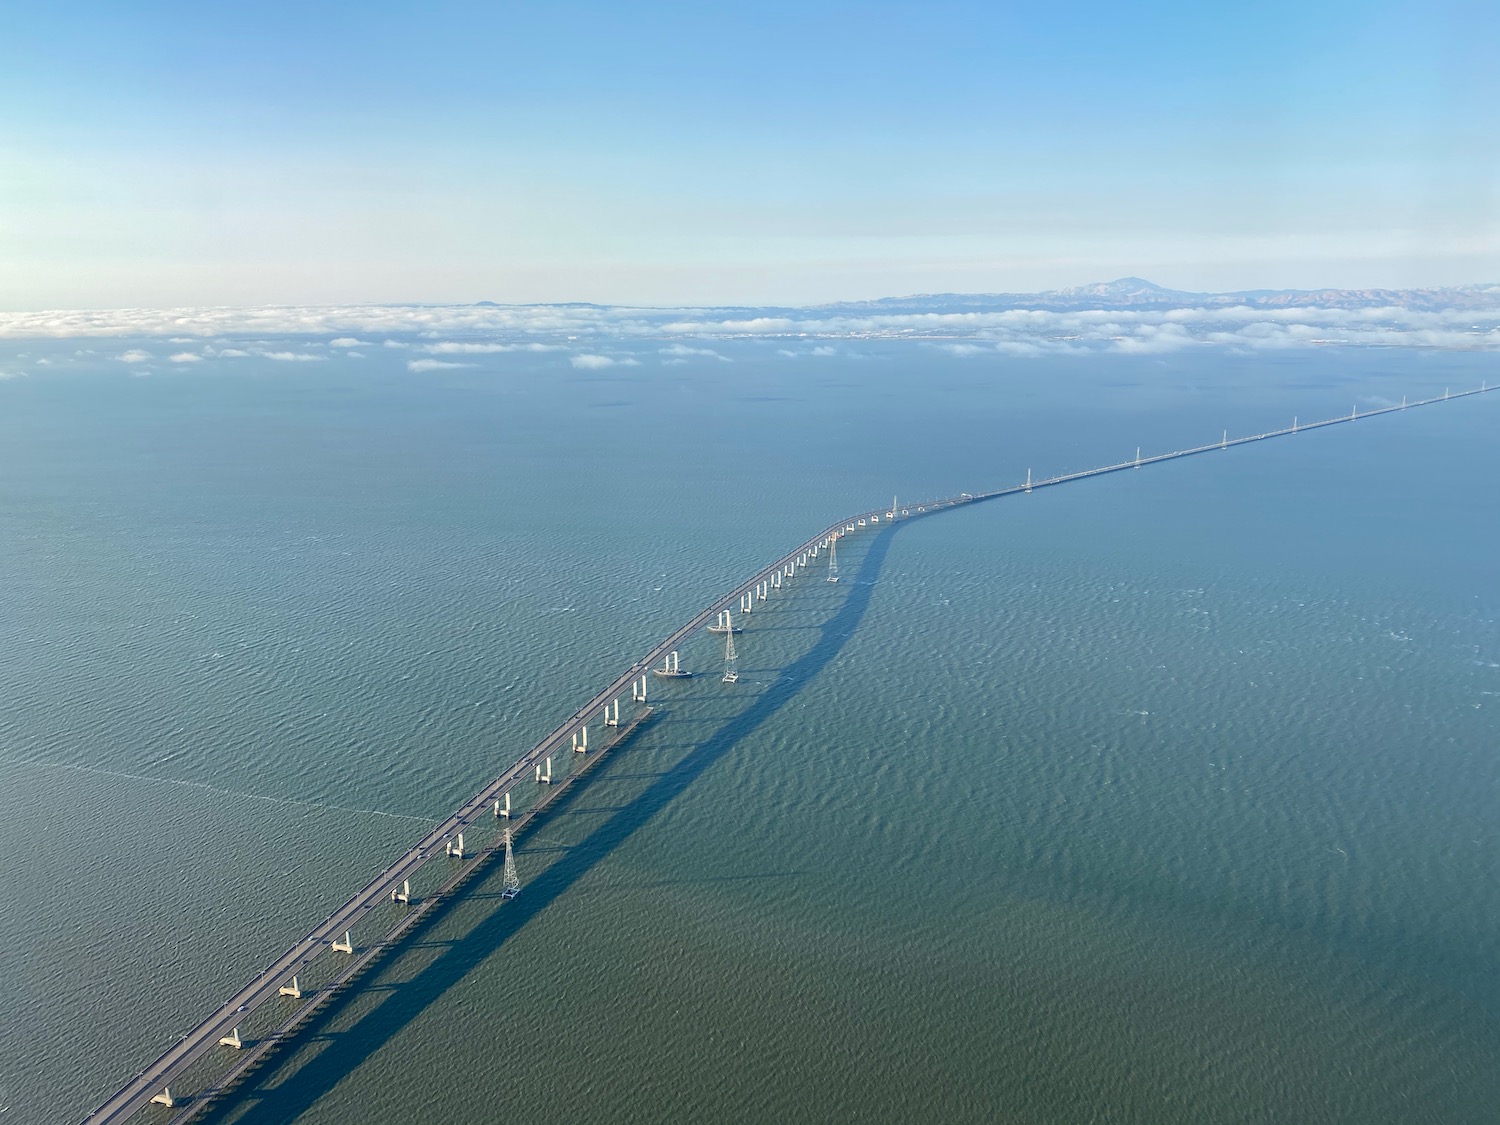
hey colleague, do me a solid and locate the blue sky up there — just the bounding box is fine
[1,0,1495,309]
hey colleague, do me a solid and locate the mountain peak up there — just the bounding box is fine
[1045,277,1196,302]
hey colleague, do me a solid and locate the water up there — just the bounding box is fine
[0,343,1496,1123]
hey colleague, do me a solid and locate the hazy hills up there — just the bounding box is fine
[814,277,1500,316]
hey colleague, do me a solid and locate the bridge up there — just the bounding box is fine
[81,382,1492,1123]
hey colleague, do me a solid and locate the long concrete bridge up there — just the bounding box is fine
[82,382,1492,1124]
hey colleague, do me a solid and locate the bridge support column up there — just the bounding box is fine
[573,726,588,753]
[151,1088,176,1108]
[605,698,620,726]
[219,1027,244,1049]
[494,792,511,818]
[392,879,411,904]
[279,976,303,999]
[332,931,354,954]
[446,833,465,858]
[536,757,553,784]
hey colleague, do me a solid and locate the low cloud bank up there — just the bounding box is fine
[3,298,1498,356]
[407,358,474,372]
[570,353,641,369]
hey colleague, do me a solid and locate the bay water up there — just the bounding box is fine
[0,343,1496,1123]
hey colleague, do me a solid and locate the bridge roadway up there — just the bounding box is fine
[83,508,896,1124]
[83,382,1492,1124]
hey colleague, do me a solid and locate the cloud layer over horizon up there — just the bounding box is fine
[2,300,1498,358]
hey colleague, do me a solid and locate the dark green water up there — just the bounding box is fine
[1,344,1496,1123]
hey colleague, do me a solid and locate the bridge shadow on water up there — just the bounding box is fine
[203,524,897,1125]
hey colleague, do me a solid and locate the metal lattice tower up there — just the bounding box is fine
[501,827,521,899]
[827,535,840,583]
[722,612,739,683]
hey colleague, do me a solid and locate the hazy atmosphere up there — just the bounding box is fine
[2,0,1497,309]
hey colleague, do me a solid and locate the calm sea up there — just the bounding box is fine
[0,343,1496,1123]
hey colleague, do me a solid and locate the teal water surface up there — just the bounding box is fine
[0,343,1496,1123]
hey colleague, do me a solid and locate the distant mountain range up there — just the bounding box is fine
[806,277,1500,316]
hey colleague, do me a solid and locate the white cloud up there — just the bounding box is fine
[1109,323,1195,354]
[329,337,369,347]
[214,348,251,357]
[258,351,324,362]
[571,354,618,369]
[427,342,513,354]
[659,343,730,361]
[425,341,565,354]
[0,369,25,380]
[993,340,1051,357]
[407,358,474,372]
[168,351,203,363]
[774,344,839,358]
[0,299,1494,360]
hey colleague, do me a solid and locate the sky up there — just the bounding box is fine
[1,0,1497,310]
